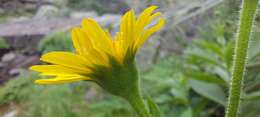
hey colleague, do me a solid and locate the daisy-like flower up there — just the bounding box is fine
[30,6,165,117]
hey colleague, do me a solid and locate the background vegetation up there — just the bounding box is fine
[0,0,259,117]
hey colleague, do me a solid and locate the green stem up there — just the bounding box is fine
[126,88,151,117]
[225,0,258,117]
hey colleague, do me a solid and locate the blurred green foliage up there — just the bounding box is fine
[89,97,134,117]
[0,2,260,117]
[0,37,9,49]
[183,10,260,116]
[142,54,225,117]
[0,71,35,104]
[142,55,192,117]
[0,71,89,117]
[38,32,74,54]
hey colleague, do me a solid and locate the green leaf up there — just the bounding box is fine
[193,98,209,116]
[244,91,260,100]
[145,96,162,117]
[187,52,220,67]
[248,33,260,60]
[189,80,226,106]
[195,40,223,59]
[180,107,192,117]
[212,66,230,83]
[38,32,74,54]
[170,74,189,105]
[185,71,226,84]
[0,38,9,49]
[224,41,234,70]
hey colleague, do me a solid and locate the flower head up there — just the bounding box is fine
[30,6,165,97]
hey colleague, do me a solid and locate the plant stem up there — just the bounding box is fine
[225,0,258,117]
[126,89,151,117]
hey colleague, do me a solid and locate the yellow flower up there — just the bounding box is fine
[30,6,165,96]
[31,6,164,116]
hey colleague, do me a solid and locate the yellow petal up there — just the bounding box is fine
[117,6,165,52]
[30,65,91,76]
[148,12,162,21]
[135,6,158,34]
[81,18,113,54]
[71,27,109,65]
[40,51,90,71]
[113,32,124,62]
[71,27,93,55]
[119,9,136,50]
[35,76,91,84]
[88,48,110,65]
[135,17,165,49]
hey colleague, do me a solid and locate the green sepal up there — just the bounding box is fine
[145,95,163,117]
[88,55,139,98]
[87,53,151,117]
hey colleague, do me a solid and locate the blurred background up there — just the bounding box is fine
[0,0,259,117]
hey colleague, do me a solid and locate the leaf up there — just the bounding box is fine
[189,80,226,106]
[170,74,189,105]
[180,107,192,117]
[248,33,260,60]
[195,40,223,59]
[244,91,260,100]
[185,71,226,84]
[212,66,230,83]
[186,52,221,68]
[239,100,260,117]
[185,40,224,68]
[145,96,163,117]
[0,38,9,49]
[224,41,234,70]
[193,98,209,116]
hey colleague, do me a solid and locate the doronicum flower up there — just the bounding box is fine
[30,6,164,99]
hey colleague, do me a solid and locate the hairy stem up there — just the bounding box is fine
[126,88,151,117]
[225,0,258,117]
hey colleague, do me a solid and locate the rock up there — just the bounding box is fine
[0,8,4,14]
[15,55,40,68]
[0,48,11,58]
[0,51,40,83]
[1,52,15,62]
[0,62,5,69]
[8,54,40,68]
[34,5,59,19]
[3,110,17,117]
[70,11,97,19]
[85,87,98,101]
[44,0,68,7]
[4,35,42,54]
[9,16,30,22]
[98,14,120,26]
[8,68,21,77]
